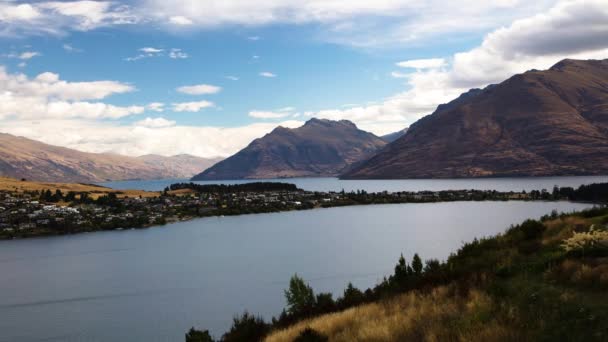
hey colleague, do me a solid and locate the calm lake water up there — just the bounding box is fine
[0,201,594,342]
[100,175,608,193]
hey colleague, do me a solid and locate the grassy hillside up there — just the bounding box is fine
[264,210,608,341]
[0,177,158,199]
[189,206,608,341]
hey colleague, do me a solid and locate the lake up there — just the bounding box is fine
[0,201,594,342]
[100,175,608,193]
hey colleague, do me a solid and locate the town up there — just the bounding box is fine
[0,181,587,240]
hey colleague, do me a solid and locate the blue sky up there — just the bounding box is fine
[0,0,607,157]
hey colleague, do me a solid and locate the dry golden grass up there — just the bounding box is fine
[543,216,591,245]
[265,286,520,342]
[0,177,158,199]
[546,258,608,288]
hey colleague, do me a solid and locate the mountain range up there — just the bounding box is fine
[192,118,387,180]
[343,58,608,179]
[0,133,222,183]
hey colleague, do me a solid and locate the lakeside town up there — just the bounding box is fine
[0,180,595,240]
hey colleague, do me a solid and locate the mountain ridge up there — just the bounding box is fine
[0,133,221,183]
[192,118,387,180]
[342,58,608,179]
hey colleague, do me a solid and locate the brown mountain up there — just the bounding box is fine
[192,118,387,180]
[343,58,608,179]
[0,133,221,183]
[381,128,408,143]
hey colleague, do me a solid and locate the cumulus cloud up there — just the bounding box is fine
[259,71,276,78]
[396,58,446,69]
[144,0,556,47]
[172,100,214,112]
[0,67,142,120]
[168,15,193,26]
[146,102,165,112]
[0,1,559,49]
[0,1,137,36]
[135,117,176,128]
[177,84,221,95]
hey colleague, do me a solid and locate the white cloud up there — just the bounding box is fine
[135,117,176,128]
[18,51,40,60]
[140,47,163,54]
[169,48,189,59]
[62,43,82,52]
[0,1,138,36]
[249,106,296,119]
[396,58,446,69]
[225,75,239,81]
[0,1,559,50]
[125,47,189,61]
[146,102,165,112]
[169,15,193,25]
[259,71,276,78]
[177,84,222,95]
[0,3,41,22]
[247,36,260,41]
[145,0,557,47]
[0,67,142,120]
[172,100,214,112]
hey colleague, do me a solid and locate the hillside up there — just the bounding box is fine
[380,128,408,143]
[189,203,608,341]
[192,119,386,180]
[343,59,608,179]
[0,133,221,183]
[0,177,157,199]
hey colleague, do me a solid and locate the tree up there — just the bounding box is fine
[338,282,364,309]
[221,311,269,342]
[314,292,336,314]
[392,253,410,287]
[412,253,423,275]
[284,274,315,317]
[185,327,214,342]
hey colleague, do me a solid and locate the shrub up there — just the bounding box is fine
[185,327,214,342]
[520,220,545,240]
[221,312,269,342]
[561,226,608,256]
[293,327,328,342]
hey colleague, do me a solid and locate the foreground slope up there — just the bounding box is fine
[344,59,608,179]
[192,119,386,180]
[0,133,220,182]
[265,208,608,342]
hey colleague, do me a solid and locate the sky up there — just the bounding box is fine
[0,0,607,158]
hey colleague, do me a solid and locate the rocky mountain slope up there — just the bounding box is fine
[343,59,608,179]
[0,133,221,183]
[192,118,387,180]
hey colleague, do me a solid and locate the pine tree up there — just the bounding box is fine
[412,253,423,275]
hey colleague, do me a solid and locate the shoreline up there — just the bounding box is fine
[0,199,589,241]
